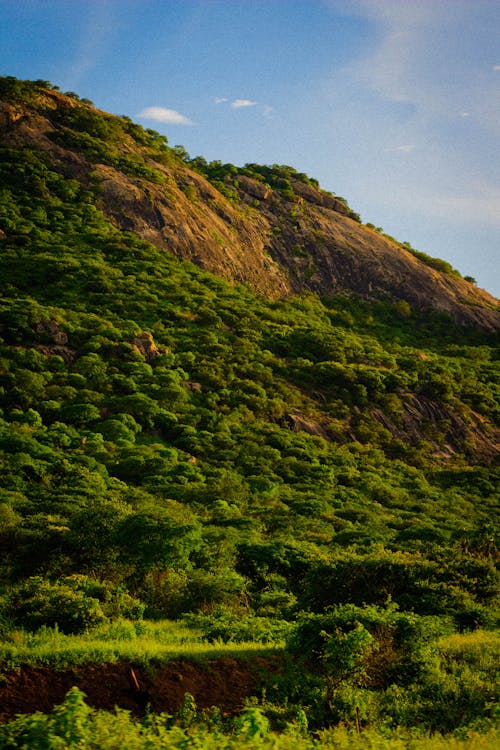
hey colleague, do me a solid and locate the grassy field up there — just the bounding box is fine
[0,618,284,671]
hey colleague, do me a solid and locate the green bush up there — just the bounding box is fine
[287,604,449,687]
[7,576,145,633]
[9,576,106,633]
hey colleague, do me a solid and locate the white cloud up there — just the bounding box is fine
[343,0,436,104]
[389,144,416,153]
[230,99,257,108]
[213,97,273,117]
[138,106,193,125]
[494,65,500,71]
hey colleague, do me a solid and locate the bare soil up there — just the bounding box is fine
[0,656,285,722]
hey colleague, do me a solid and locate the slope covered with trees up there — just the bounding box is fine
[0,77,498,741]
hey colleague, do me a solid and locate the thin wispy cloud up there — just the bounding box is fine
[389,144,416,153]
[344,0,500,135]
[65,1,114,88]
[214,97,268,113]
[230,99,257,108]
[341,0,435,105]
[138,106,193,125]
[383,179,500,229]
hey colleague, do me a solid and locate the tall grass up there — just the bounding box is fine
[0,619,284,671]
[437,630,500,672]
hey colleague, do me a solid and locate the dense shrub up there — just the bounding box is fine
[8,576,106,633]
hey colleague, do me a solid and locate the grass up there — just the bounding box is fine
[437,630,500,676]
[0,623,498,746]
[0,619,285,671]
[314,727,500,749]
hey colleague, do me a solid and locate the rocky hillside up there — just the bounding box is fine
[1,77,498,331]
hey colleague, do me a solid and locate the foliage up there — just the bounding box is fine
[400,241,462,277]
[0,686,499,748]
[0,76,498,740]
[186,156,361,218]
[6,576,107,634]
[4,576,145,634]
[187,609,293,644]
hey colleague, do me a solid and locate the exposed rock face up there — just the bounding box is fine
[132,332,162,362]
[284,412,329,439]
[1,92,499,331]
[35,320,68,345]
[92,162,290,299]
[370,396,499,464]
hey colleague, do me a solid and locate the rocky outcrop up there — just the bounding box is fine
[370,396,499,464]
[92,162,290,299]
[132,332,162,362]
[1,92,498,331]
[283,411,330,439]
[35,320,68,345]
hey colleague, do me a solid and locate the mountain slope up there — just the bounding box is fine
[1,77,498,331]
[0,75,499,741]
[0,77,498,646]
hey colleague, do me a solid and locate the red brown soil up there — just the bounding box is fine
[0,656,285,722]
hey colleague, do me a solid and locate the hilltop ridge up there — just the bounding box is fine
[1,76,498,331]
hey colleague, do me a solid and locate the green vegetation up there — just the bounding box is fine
[0,77,498,744]
[400,241,463,278]
[1,685,499,749]
[187,156,361,218]
[0,619,279,670]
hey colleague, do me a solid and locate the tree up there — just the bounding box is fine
[115,500,202,575]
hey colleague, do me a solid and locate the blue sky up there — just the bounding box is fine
[1,0,499,296]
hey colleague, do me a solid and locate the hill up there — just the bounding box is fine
[1,76,499,330]
[0,76,498,737]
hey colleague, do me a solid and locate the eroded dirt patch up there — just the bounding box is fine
[0,656,284,722]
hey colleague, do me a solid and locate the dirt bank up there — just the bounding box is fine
[0,656,285,722]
